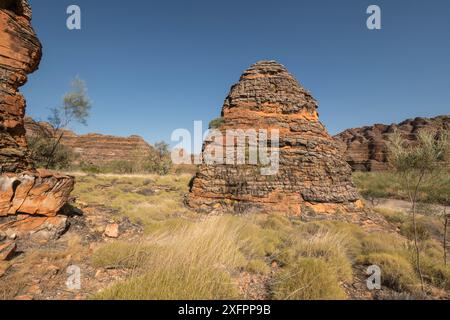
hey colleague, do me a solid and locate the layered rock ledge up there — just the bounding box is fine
[0,170,74,216]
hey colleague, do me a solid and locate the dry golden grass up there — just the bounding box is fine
[69,174,450,299]
[93,216,246,300]
[357,253,420,292]
[271,258,347,300]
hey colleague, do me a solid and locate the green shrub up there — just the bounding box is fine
[79,161,101,174]
[423,263,450,290]
[143,141,173,175]
[400,220,431,242]
[103,160,136,174]
[28,134,74,169]
[353,170,450,205]
[420,240,450,290]
[209,117,225,129]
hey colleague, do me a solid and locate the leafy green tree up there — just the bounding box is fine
[145,141,173,175]
[28,132,74,170]
[44,76,92,169]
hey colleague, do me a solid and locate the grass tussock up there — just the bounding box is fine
[357,253,419,292]
[276,230,353,282]
[272,258,347,300]
[93,216,246,300]
[91,242,158,269]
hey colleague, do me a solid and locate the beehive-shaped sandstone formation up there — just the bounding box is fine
[188,61,362,215]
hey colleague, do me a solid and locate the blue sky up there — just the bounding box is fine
[24,0,450,147]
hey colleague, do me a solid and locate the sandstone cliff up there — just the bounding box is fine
[0,0,41,173]
[335,115,450,171]
[25,117,153,165]
[0,0,74,216]
[188,61,362,216]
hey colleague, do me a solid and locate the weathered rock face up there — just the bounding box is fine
[188,61,362,215]
[0,0,41,173]
[25,117,153,166]
[335,115,450,171]
[0,169,74,216]
[0,1,74,216]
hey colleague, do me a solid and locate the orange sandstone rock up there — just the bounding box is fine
[335,115,450,172]
[104,223,120,238]
[0,240,16,261]
[0,170,74,216]
[0,0,41,172]
[0,1,74,216]
[188,61,361,216]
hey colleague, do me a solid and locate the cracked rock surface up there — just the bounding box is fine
[0,0,74,216]
[188,61,362,215]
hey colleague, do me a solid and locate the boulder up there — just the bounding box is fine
[0,240,16,261]
[0,170,74,216]
[104,223,120,238]
[0,215,69,240]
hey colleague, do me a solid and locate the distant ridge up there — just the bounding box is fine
[334,115,450,171]
[25,116,153,165]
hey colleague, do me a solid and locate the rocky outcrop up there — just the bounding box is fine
[0,169,74,216]
[0,1,74,216]
[188,61,362,216]
[0,0,41,173]
[335,115,450,171]
[25,117,153,165]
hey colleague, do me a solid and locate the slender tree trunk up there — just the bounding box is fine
[411,196,425,292]
[444,210,448,266]
[411,171,425,293]
[45,131,65,169]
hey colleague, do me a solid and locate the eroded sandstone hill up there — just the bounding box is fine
[335,115,450,171]
[188,61,362,216]
[25,117,153,166]
[0,0,74,216]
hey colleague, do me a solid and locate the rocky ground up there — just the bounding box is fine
[1,173,448,300]
[0,203,143,300]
